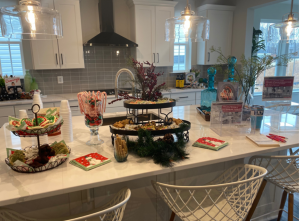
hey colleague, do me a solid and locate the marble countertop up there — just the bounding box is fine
[0,88,204,107]
[0,105,298,206]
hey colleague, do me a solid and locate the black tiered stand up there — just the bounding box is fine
[5,104,69,173]
[110,101,191,145]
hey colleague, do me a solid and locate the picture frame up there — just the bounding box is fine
[262,76,294,101]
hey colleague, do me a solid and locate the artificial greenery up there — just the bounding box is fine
[126,123,190,167]
[0,75,5,87]
[252,27,266,57]
[210,46,295,106]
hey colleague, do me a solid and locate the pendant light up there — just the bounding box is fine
[268,0,299,42]
[0,0,63,40]
[165,0,210,42]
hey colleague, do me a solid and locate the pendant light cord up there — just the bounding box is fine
[290,0,294,15]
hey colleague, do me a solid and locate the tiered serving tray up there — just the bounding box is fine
[110,100,191,143]
[5,145,71,173]
[5,104,70,173]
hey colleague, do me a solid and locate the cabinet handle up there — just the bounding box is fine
[179,96,188,99]
[157,53,159,63]
[153,53,155,63]
[70,106,78,108]
[61,54,64,65]
[55,53,58,65]
[208,52,210,62]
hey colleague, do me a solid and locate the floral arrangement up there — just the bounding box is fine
[210,46,295,106]
[109,58,168,104]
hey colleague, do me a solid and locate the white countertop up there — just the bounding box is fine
[0,105,298,206]
[0,88,204,106]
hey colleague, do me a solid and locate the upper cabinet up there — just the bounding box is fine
[197,5,235,65]
[127,0,177,67]
[24,0,84,70]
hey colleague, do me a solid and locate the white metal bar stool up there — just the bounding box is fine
[246,151,299,221]
[152,164,267,221]
[0,188,131,221]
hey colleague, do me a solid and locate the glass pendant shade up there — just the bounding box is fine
[268,0,299,44]
[0,0,63,40]
[165,1,210,42]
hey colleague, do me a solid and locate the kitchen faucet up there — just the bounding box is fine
[114,68,136,98]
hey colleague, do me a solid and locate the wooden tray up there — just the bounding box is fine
[196,107,210,121]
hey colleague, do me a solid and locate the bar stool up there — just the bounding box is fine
[246,151,299,221]
[0,188,131,221]
[152,164,267,221]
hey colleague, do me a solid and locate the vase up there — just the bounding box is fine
[201,67,217,110]
[77,91,107,146]
[224,56,237,82]
[30,78,38,91]
[84,101,104,146]
[24,71,32,92]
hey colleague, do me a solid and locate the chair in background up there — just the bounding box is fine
[152,164,267,221]
[0,188,131,221]
[246,151,299,221]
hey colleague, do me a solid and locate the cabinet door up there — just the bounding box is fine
[135,5,156,64]
[155,6,174,67]
[206,10,233,64]
[28,0,60,70]
[54,0,84,69]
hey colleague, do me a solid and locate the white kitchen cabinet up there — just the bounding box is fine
[171,92,196,106]
[24,0,84,70]
[197,5,235,65]
[54,0,85,69]
[127,1,176,67]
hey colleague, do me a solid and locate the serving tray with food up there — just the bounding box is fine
[4,104,71,173]
[5,140,70,173]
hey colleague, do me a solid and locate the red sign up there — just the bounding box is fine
[222,104,243,113]
[264,78,294,87]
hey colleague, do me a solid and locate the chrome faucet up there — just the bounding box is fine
[115,68,136,98]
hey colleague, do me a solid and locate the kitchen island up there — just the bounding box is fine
[0,105,298,221]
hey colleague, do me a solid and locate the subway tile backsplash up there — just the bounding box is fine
[29,46,226,95]
[30,46,173,95]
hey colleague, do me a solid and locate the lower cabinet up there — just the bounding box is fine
[171,92,196,107]
[176,100,196,107]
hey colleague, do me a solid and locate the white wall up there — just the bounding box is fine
[0,0,18,7]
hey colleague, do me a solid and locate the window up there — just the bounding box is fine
[173,24,190,72]
[0,17,25,78]
[255,22,299,93]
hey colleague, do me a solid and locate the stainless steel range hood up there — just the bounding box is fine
[84,0,138,47]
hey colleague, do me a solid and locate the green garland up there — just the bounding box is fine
[126,124,189,167]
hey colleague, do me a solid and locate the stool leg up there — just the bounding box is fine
[288,193,294,221]
[245,179,267,221]
[277,190,288,221]
[169,211,176,221]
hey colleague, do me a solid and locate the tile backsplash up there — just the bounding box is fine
[30,46,173,95]
[29,46,227,95]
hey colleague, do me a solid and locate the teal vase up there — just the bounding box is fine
[224,56,237,82]
[30,78,38,91]
[24,70,32,92]
[201,67,217,110]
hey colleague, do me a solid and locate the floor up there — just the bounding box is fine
[270,192,299,221]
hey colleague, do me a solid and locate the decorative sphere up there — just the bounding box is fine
[228,56,237,65]
[207,67,216,76]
